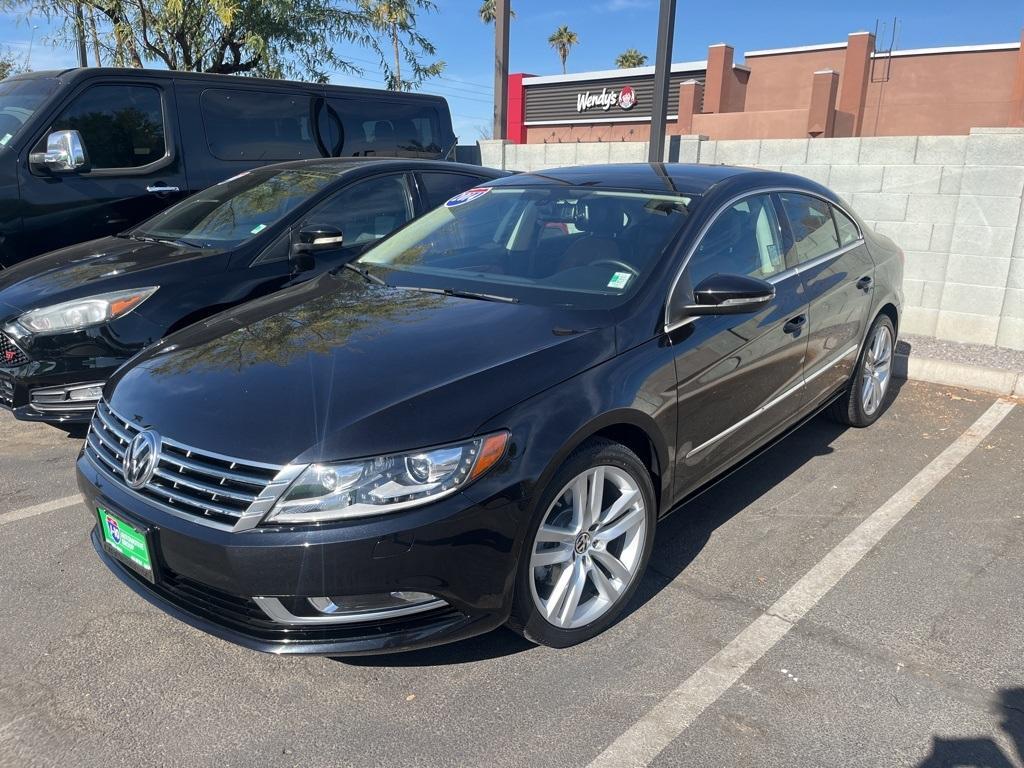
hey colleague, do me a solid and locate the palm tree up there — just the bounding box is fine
[548,25,579,75]
[615,48,648,69]
[479,0,515,23]
[361,0,444,91]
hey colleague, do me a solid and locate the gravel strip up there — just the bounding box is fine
[898,334,1024,374]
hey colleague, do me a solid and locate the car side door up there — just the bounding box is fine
[669,192,810,497]
[776,192,875,407]
[16,78,187,257]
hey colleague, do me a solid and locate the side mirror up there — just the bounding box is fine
[289,225,344,273]
[29,130,89,173]
[683,273,776,316]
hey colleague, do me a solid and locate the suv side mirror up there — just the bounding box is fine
[29,130,89,173]
[289,225,344,273]
[683,273,776,316]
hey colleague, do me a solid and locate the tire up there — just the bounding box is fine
[507,438,657,648]
[828,313,896,428]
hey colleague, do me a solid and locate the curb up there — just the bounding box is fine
[895,352,1024,398]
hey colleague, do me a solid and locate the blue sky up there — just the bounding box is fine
[1,1,1022,141]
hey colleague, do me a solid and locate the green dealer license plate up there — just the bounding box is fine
[97,507,155,583]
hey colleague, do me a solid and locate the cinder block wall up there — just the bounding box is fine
[479,128,1024,351]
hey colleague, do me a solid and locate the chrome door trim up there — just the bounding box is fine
[663,186,865,333]
[683,343,858,459]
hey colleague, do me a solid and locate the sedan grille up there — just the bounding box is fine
[0,376,13,407]
[85,401,297,530]
[0,333,28,368]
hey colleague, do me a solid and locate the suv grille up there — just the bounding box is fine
[0,333,28,368]
[85,401,295,530]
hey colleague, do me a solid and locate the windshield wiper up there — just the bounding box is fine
[401,286,519,304]
[338,261,388,286]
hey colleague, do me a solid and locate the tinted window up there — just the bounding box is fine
[48,84,165,169]
[686,194,785,290]
[779,193,840,263]
[0,77,58,147]
[132,168,337,249]
[305,174,413,247]
[331,98,442,157]
[419,172,490,210]
[832,205,861,246]
[202,89,317,161]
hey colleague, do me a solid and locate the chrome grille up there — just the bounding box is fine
[85,400,300,531]
[0,333,28,368]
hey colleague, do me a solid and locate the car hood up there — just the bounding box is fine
[108,274,617,465]
[0,237,225,316]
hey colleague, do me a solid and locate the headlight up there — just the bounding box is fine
[18,287,158,334]
[265,432,510,524]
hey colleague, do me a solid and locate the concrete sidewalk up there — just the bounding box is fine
[897,334,1024,398]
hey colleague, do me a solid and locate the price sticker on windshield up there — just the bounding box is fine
[445,187,491,207]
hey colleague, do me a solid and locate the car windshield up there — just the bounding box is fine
[357,186,693,308]
[130,168,338,249]
[0,77,58,148]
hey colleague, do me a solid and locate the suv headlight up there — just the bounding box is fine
[18,287,158,334]
[265,432,510,524]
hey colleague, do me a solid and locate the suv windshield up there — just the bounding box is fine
[130,167,338,249]
[358,186,693,308]
[0,77,58,148]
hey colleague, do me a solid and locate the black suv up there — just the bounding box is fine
[0,68,456,267]
[0,158,503,424]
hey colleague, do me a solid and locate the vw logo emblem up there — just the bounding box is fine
[123,430,160,489]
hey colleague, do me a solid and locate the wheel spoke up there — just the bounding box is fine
[592,548,631,585]
[584,467,605,531]
[533,545,572,567]
[593,504,644,544]
[598,487,638,527]
[557,560,587,627]
[536,524,574,544]
[588,561,620,602]
[571,475,588,532]
[544,561,576,621]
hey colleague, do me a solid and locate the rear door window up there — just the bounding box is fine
[418,172,492,210]
[832,205,861,246]
[329,98,443,157]
[44,84,166,169]
[201,89,318,161]
[778,193,840,264]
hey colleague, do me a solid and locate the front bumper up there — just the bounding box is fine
[78,452,521,656]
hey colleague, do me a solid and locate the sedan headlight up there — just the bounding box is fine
[265,432,510,524]
[18,287,158,334]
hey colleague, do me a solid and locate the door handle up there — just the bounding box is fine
[146,185,180,194]
[856,275,873,290]
[783,315,807,335]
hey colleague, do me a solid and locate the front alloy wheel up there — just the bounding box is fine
[509,439,656,647]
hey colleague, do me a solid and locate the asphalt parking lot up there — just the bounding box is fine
[1,379,1021,768]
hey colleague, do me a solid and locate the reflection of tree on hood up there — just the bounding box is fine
[146,280,445,376]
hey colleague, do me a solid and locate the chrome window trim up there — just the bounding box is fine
[252,596,448,626]
[663,186,864,333]
[683,343,858,459]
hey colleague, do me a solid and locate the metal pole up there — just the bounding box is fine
[74,2,88,68]
[492,0,510,140]
[647,0,677,162]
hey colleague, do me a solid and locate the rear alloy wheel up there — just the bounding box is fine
[829,314,896,427]
[509,439,656,647]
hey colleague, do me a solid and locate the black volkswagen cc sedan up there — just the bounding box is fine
[79,163,903,655]
[0,158,503,424]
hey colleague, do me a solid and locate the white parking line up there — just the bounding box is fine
[0,495,83,527]
[589,398,1017,768]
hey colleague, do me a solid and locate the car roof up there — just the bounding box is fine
[234,157,507,179]
[487,163,799,198]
